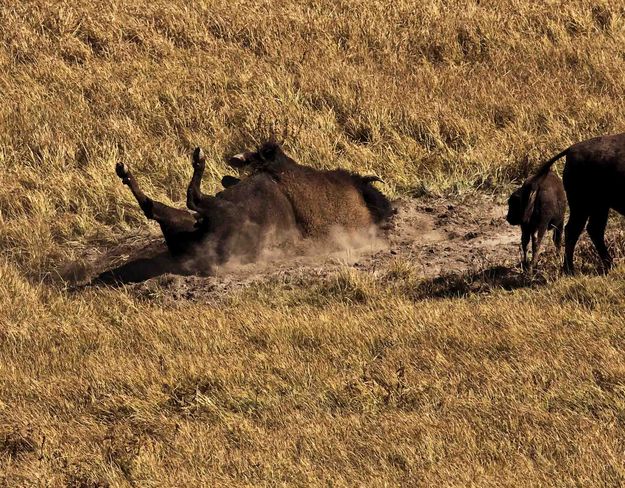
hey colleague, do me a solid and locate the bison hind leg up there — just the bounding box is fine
[192,147,206,170]
[116,162,200,256]
[115,162,155,218]
[563,209,589,274]
[552,220,563,255]
[187,147,211,212]
[529,223,548,271]
[587,207,612,273]
[115,162,131,182]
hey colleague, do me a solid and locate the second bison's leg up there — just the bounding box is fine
[553,220,563,256]
[116,163,198,254]
[563,209,589,274]
[521,227,531,270]
[529,223,548,271]
[587,207,612,273]
[187,147,214,212]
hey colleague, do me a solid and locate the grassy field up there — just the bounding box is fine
[2,0,625,485]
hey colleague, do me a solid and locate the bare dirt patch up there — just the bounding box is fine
[65,194,532,301]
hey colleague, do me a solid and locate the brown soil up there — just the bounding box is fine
[66,195,539,301]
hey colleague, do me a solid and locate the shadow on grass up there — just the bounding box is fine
[88,252,196,286]
[409,264,552,300]
[409,233,625,301]
[60,238,202,289]
[61,252,197,290]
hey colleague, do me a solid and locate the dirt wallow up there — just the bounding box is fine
[58,192,558,301]
[63,139,394,287]
[63,187,625,305]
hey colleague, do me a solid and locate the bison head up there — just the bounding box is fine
[227,140,291,172]
[506,181,538,226]
[506,188,523,226]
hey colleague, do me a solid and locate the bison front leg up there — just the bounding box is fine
[521,227,531,271]
[186,147,214,212]
[116,162,199,256]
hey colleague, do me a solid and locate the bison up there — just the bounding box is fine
[114,140,393,276]
[536,132,625,273]
[506,168,566,271]
[226,140,395,232]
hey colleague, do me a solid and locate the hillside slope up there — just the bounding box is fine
[2,1,625,486]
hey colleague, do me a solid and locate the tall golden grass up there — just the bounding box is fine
[2,1,625,485]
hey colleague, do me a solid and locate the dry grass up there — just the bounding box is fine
[2,0,625,485]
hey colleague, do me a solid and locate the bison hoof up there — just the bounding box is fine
[221,175,240,189]
[562,260,575,275]
[115,162,130,181]
[192,147,205,170]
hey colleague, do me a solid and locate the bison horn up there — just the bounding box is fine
[362,175,385,185]
[228,153,248,168]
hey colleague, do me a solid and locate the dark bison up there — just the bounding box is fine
[506,168,566,271]
[115,140,393,275]
[536,132,625,273]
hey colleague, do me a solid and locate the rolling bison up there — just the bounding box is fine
[226,140,394,233]
[115,140,393,275]
[536,132,625,273]
[506,168,566,271]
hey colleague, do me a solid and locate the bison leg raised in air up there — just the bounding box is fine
[186,147,215,213]
[116,162,201,256]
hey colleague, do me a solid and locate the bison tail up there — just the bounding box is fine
[535,148,568,177]
[521,185,538,225]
